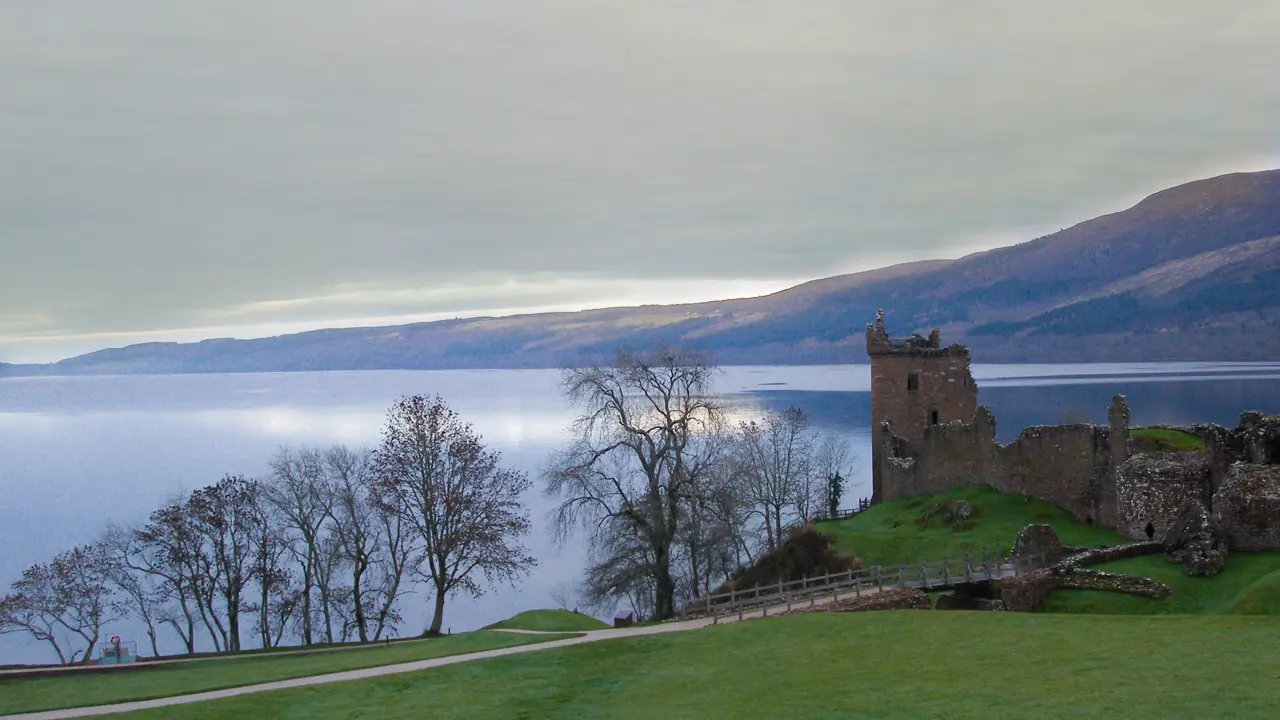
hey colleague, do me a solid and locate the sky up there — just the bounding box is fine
[2,1,1278,364]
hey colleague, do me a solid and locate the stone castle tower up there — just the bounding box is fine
[866,310,977,503]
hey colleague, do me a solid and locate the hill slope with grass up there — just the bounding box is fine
[810,484,1280,617]
[815,485,1122,566]
[485,610,609,633]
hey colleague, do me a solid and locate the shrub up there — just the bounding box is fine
[715,528,859,595]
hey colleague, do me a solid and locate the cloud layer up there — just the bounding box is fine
[3,1,1278,362]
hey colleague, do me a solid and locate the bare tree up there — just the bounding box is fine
[734,407,816,550]
[244,485,294,649]
[373,395,536,637]
[267,446,335,646]
[0,544,115,664]
[548,580,579,612]
[188,475,259,653]
[367,486,415,641]
[327,445,388,643]
[310,531,347,644]
[814,435,856,518]
[544,347,723,621]
[99,524,165,657]
[134,500,206,654]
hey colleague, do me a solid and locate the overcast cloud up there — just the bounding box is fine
[2,1,1278,362]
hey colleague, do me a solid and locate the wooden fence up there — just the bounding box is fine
[676,546,1054,622]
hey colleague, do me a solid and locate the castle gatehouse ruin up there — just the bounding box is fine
[866,311,1280,552]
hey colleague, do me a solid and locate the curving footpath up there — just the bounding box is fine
[3,583,889,720]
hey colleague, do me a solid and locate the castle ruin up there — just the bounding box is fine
[866,312,1280,553]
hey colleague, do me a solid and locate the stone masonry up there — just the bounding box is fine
[1115,453,1213,541]
[866,310,977,503]
[864,312,1280,551]
[1212,463,1280,551]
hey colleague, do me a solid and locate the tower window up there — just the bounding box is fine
[930,409,939,425]
[907,373,919,392]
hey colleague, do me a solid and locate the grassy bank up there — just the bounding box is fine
[121,612,1280,720]
[485,609,609,632]
[1042,552,1280,615]
[0,631,576,716]
[1129,427,1205,453]
[817,485,1121,565]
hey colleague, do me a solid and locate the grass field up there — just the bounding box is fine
[0,631,575,716]
[817,485,1122,566]
[119,612,1280,720]
[1129,427,1205,453]
[485,609,610,632]
[1042,552,1280,615]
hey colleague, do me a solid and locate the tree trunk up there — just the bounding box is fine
[653,545,675,620]
[351,564,368,643]
[259,554,271,650]
[319,584,335,644]
[425,584,447,636]
[301,559,314,645]
[194,590,223,653]
[226,595,241,653]
[686,538,702,599]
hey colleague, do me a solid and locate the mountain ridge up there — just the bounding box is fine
[5,169,1280,376]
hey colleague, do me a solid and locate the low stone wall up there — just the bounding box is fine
[998,541,1170,611]
[1059,541,1164,568]
[1057,569,1172,600]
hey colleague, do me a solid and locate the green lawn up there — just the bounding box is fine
[485,609,609,632]
[117,612,1280,720]
[817,485,1122,566]
[0,631,576,716]
[1042,552,1280,615]
[1130,427,1205,453]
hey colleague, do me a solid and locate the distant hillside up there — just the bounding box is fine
[10,169,1280,376]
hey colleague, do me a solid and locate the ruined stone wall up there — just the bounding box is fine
[1212,463,1280,551]
[871,395,1133,526]
[1114,453,1213,541]
[1238,412,1280,465]
[998,425,1114,523]
[892,407,999,499]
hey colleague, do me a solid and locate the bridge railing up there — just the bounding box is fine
[674,543,1052,622]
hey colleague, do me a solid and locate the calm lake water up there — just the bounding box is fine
[3,362,1280,663]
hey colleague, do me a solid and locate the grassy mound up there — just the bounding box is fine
[817,485,1121,566]
[1130,427,1205,453]
[0,631,576,716]
[486,610,608,633]
[1041,552,1280,615]
[118,613,1280,720]
[1227,570,1280,615]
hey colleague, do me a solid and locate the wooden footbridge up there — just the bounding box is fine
[676,545,1053,623]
